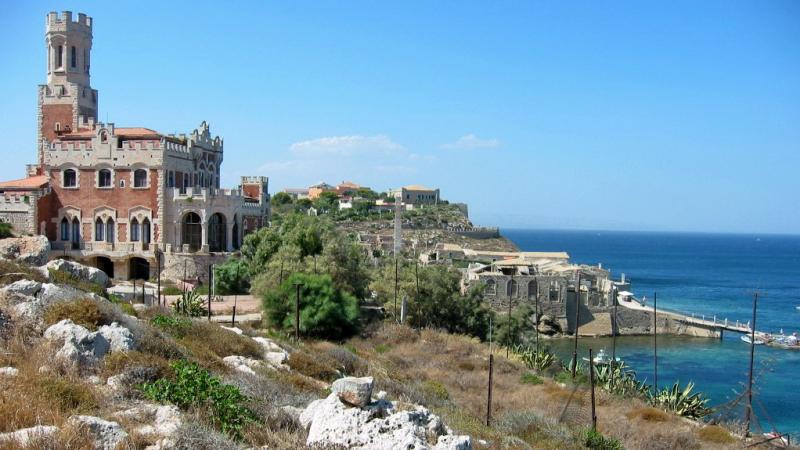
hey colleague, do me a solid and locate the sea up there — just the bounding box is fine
[503,229,800,435]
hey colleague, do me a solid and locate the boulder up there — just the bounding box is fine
[0,235,49,266]
[537,314,561,335]
[97,322,136,352]
[2,279,42,297]
[0,367,18,377]
[222,355,264,375]
[0,425,59,446]
[331,376,374,407]
[46,259,110,288]
[221,326,243,335]
[252,336,289,368]
[300,393,467,449]
[67,415,128,450]
[115,403,182,438]
[44,319,112,367]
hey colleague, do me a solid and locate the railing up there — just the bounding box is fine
[49,240,156,254]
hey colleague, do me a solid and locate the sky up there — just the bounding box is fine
[1,1,798,234]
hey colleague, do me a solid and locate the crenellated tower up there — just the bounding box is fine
[37,11,98,170]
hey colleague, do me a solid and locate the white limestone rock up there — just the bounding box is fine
[0,235,49,266]
[300,392,462,450]
[434,435,473,450]
[0,425,59,446]
[0,366,19,377]
[2,279,42,297]
[115,403,182,438]
[67,415,128,450]
[221,326,243,335]
[223,355,264,375]
[97,322,136,352]
[46,259,111,288]
[44,319,111,367]
[331,376,374,407]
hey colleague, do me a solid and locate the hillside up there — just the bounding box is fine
[0,236,764,450]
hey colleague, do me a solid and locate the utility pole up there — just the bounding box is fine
[294,282,303,341]
[744,292,760,437]
[507,272,514,358]
[156,249,162,308]
[534,282,540,354]
[572,272,581,378]
[653,291,658,392]
[207,264,213,322]
[611,285,618,387]
[589,348,597,431]
[486,316,493,427]
[231,264,239,327]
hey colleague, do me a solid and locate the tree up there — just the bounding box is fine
[314,191,340,213]
[0,222,12,239]
[271,192,294,206]
[495,304,537,349]
[318,232,370,299]
[261,273,359,340]
[213,258,250,295]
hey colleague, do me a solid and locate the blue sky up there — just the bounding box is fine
[2,1,798,234]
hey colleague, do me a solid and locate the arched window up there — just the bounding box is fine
[130,217,140,242]
[142,218,151,245]
[507,279,518,298]
[98,169,112,188]
[63,169,77,188]
[57,45,63,68]
[133,169,147,188]
[232,215,239,250]
[100,131,108,143]
[60,217,69,241]
[55,122,61,132]
[528,280,538,300]
[70,46,76,68]
[182,212,202,251]
[105,218,115,243]
[95,217,104,241]
[208,213,227,252]
[71,217,80,244]
[485,279,497,296]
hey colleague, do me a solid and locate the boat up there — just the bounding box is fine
[741,335,766,345]
[582,349,621,365]
[762,432,789,446]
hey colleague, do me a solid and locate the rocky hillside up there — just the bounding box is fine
[0,236,755,450]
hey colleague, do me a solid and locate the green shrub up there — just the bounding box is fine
[374,343,391,354]
[649,381,712,419]
[109,295,137,317]
[214,258,250,295]
[162,285,183,295]
[520,373,543,385]
[422,380,449,401]
[514,345,555,372]
[151,315,192,337]
[0,222,12,239]
[584,428,624,450]
[140,360,255,439]
[262,273,359,340]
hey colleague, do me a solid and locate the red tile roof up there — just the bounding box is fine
[0,175,49,189]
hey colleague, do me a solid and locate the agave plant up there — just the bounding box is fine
[649,381,712,419]
[592,362,650,398]
[513,344,556,372]
[172,289,207,317]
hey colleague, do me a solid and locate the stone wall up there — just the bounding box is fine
[162,252,230,285]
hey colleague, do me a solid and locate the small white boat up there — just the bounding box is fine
[582,349,621,365]
[741,335,766,345]
[763,432,789,446]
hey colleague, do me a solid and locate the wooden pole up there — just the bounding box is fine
[156,250,161,308]
[394,257,399,322]
[535,282,540,354]
[653,291,658,391]
[207,264,213,322]
[611,285,618,387]
[486,353,494,427]
[232,264,239,327]
[572,272,581,378]
[294,282,302,341]
[744,292,759,437]
[589,348,597,431]
[507,272,513,358]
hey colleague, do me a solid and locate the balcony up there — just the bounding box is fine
[50,240,159,258]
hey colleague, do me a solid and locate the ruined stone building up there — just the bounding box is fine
[0,11,270,281]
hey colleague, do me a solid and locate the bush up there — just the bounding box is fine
[697,425,735,444]
[162,285,183,295]
[584,428,624,450]
[38,377,97,413]
[141,360,255,439]
[109,295,137,317]
[151,314,192,337]
[0,259,48,286]
[180,321,263,361]
[520,373,543,385]
[214,258,250,295]
[0,222,12,238]
[649,381,712,419]
[286,351,340,382]
[625,407,669,422]
[262,273,359,340]
[422,380,449,401]
[49,269,107,298]
[43,298,109,331]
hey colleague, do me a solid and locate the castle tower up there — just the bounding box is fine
[37,11,98,169]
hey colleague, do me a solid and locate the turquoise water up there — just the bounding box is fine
[504,229,800,436]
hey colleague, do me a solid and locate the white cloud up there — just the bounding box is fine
[290,135,405,156]
[441,134,500,150]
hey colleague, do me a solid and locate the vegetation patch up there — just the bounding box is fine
[48,269,107,298]
[0,259,48,286]
[38,376,98,413]
[625,406,669,422]
[43,298,109,331]
[520,373,544,385]
[697,425,736,444]
[286,350,340,382]
[151,314,192,337]
[584,428,624,450]
[141,359,255,440]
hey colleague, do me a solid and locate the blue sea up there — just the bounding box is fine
[504,229,800,435]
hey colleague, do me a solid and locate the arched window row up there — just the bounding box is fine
[94,217,115,243]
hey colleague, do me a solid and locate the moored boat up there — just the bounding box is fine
[741,335,766,345]
[582,348,621,365]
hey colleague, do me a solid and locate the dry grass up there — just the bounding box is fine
[697,425,736,444]
[42,298,109,331]
[286,350,340,382]
[626,406,670,422]
[101,350,172,379]
[0,260,47,287]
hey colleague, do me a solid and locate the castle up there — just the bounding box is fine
[0,11,270,281]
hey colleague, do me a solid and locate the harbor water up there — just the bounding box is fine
[504,229,800,435]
